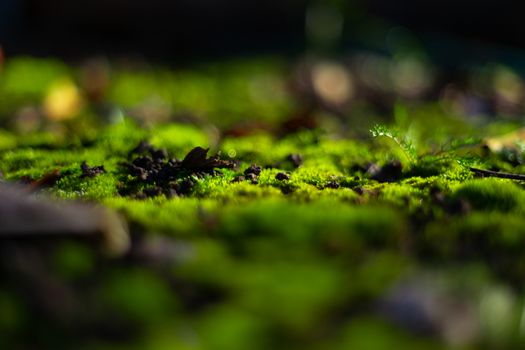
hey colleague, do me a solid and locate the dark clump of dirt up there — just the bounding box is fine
[324,180,340,189]
[121,141,234,199]
[244,164,262,176]
[275,172,290,181]
[242,164,262,184]
[232,168,262,184]
[80,161,106,178]
[367,161,403,183]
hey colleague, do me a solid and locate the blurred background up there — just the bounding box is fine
[1,0,525,136]
[1,0,525,132]
[1,0,525,62]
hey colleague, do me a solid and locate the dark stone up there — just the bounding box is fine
[275,172,290,181]
[178,179,195,196]
[80,161,106,178]
[325,180,340,189]
[245,173,259,184]
[151,149,168,161]
[244,164,262,176]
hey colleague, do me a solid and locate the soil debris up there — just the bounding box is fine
[244,164,262,176]
[275,172,290,181]
[180,146,233,173]
[324,180,340,189]
[242,164,262,184]
[177,178,195,196]
[122,142,233,198]
[245,173,259,184]
[80,161,106,178]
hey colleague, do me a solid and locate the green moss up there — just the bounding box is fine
[98,268,177,324]
[196,305,271,350]
[0,130,16,151]
[150,124,209,154]
[454,179,525,212]
[231,260,344,331]
[94,119,148,155]
[53,242,96,280]
[426,212,525,255]
[105,197,211,236]
[216,200,405,248]
[6,57,525,349]
[333,317,445,350]
[55,172,119,200]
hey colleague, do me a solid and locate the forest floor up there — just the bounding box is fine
[2,56,525,349]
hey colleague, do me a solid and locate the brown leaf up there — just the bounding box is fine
[181,147,210,170]
[181,147,234,172]
[26,169,62,191]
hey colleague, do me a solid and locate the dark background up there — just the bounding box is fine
[0,0,524,62]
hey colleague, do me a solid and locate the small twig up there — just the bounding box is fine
[469,167,525,181]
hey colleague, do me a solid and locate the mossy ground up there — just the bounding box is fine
[2,57,525,349]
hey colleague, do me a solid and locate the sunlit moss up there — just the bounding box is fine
[454,179,525,212]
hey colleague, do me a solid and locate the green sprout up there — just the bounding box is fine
[370,124,417,164]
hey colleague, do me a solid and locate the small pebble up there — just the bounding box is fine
[275,172,290,181]
[244,164,262,176]
[80,161,106,178]
[245,173,259,184]
[325,180,340,189]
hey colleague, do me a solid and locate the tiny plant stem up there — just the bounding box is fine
[392,136,415,164]
[370,125,416,164]
[469,167,525,181]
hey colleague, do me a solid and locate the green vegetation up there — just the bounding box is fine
[2,57,525,349]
